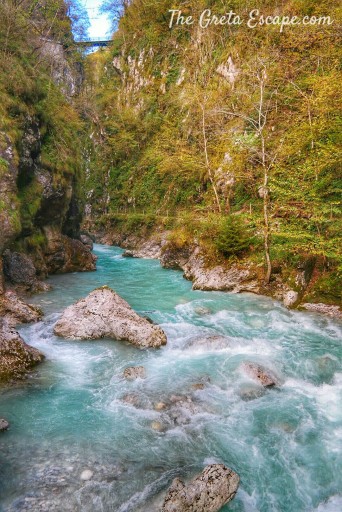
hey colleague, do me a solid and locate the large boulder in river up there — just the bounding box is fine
[242,362,279,387]
[53,286,167,348]
[162,464,239,512]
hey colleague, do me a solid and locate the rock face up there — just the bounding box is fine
[242,362,279,387]
[161,464,240,512]
[0,289,44,382]
[0,113,96,296]
[54,287,167,348]
[183,248,259,293]
[160,244,192,270]
[0,319,44,382]
[43,227,96,274]
[80,233,94,251]
[0,290,42,327]
[3,251,37,288]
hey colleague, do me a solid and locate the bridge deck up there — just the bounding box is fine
[75,38,112,47]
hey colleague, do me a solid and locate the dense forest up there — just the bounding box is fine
[84,0,341,306]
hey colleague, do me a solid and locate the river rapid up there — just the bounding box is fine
[0,244,341,512]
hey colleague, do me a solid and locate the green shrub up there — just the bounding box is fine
[215,216,252,257]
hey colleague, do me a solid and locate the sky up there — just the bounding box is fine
[79,0,112,39]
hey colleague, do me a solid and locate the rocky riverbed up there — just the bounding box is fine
[0,244,341,512]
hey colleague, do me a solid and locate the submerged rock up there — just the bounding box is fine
[0,319,45,382]
[166,395,201,427]
[188,335,231,351]
[193,306,212,316]
[191,383,205,391]
[122,393,141,407]
[53,286,167,348]
[161,464,240,512]
[123,366,146,380]
[242,362,279,388]
[239,385,266,401]
[0,418,9,431]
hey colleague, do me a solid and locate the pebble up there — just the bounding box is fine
[151,421,164,432]
[80,469,94,481]
[154,402,166,411]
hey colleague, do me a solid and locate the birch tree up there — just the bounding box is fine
[217,59,280,283]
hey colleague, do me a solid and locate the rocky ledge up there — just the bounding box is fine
[162,464,240,512]
[54,286,167,348]
[0,318,44,382]
[301,303,342,319]
[0,290,42,327]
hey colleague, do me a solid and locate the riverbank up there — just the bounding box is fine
[86,217,341,319]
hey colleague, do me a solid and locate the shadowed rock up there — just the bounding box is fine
[79,234,94,251]
[122,250,134,258]
[161,464,240,512]
[53,286,167,348]
[3,251,37,288]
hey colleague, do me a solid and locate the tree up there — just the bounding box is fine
[66,0,90,40]
[217,59,280,284]
[215,215,251,257]
[199,99,222,213]
[100,0,127,30]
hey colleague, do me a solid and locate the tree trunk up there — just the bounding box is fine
[261,134,272,284]
[200,103,222,213]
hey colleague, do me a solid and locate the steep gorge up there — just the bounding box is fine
[0,0,95,381]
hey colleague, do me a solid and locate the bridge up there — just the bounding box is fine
[75,37,112,48]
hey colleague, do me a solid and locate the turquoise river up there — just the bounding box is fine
[0,244,341,512]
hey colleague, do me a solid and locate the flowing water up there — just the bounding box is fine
[0,244,341,512]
